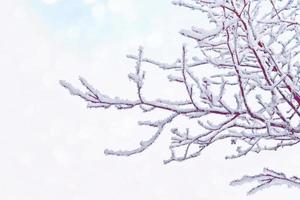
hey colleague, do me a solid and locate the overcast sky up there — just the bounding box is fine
[1,0,300,199]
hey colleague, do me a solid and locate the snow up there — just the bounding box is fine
[6,0,300,199]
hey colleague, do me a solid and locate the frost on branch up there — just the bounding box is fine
[231,168,300,195]
[60,0,300,194]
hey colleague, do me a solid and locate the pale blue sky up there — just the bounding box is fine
[27,0,173,48]
[1,1,299,199]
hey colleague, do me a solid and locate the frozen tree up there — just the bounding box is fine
[60,0,300,195]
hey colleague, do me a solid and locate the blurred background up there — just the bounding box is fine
[1,0,300,199]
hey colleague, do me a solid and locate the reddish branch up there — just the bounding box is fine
[61,0,300,195]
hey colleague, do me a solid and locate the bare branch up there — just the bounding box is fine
[60,0,300,195]
[231,168,300,195]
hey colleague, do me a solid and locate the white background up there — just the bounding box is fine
[1,0,300,199]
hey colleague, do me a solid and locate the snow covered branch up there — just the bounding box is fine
[60,0,300,195]
[231,168,300,195]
